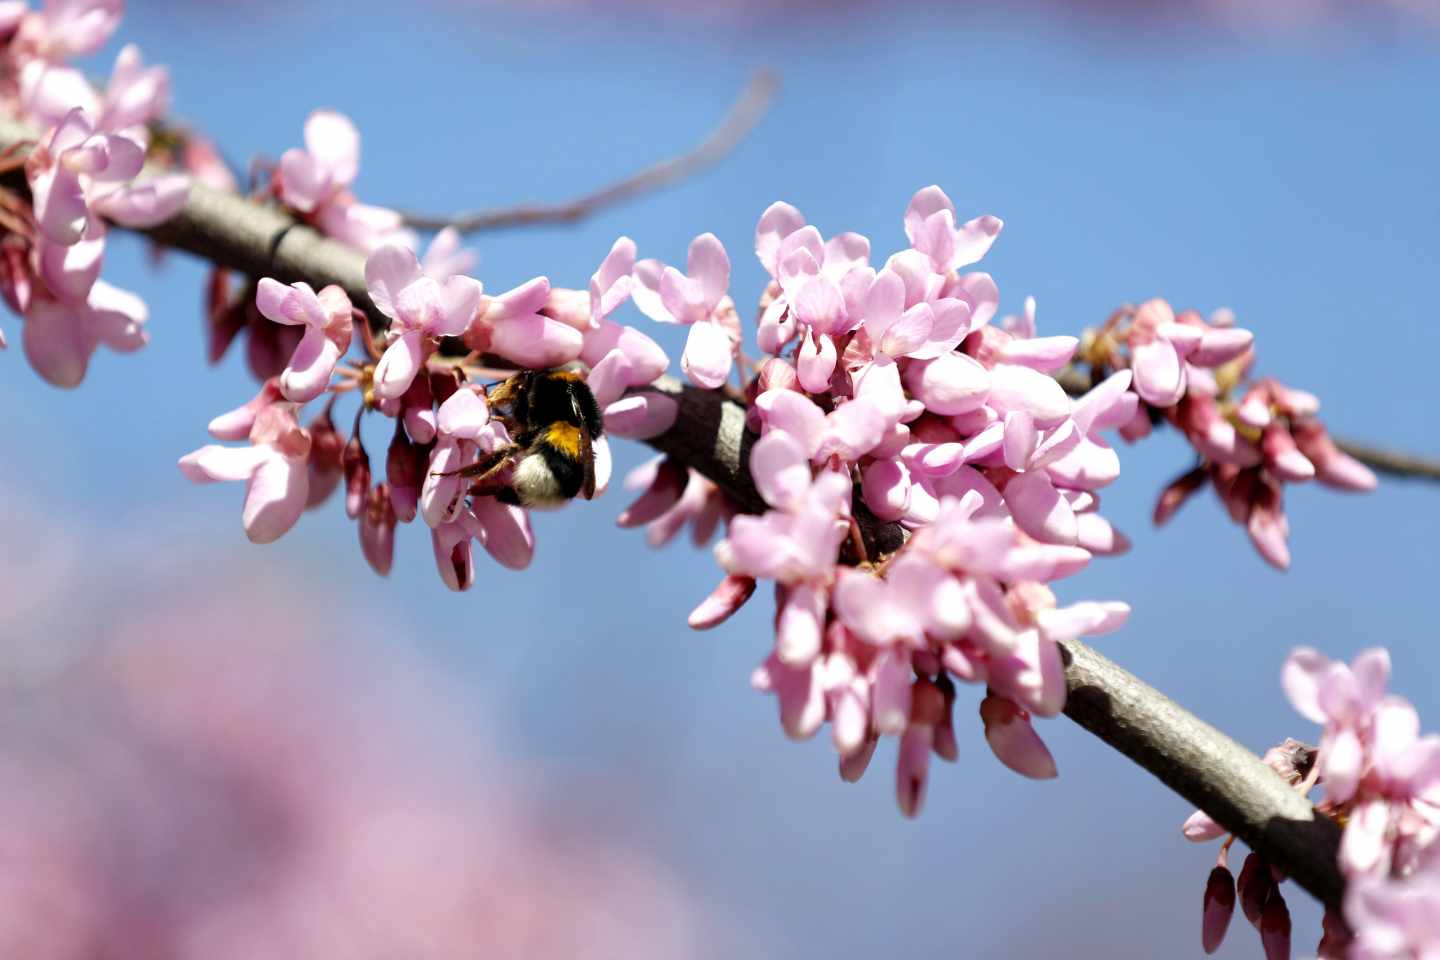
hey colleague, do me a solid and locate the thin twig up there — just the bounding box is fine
[1056,365,1440,483]
[397,69,780,234]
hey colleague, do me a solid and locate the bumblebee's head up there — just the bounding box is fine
[521,369,604,438]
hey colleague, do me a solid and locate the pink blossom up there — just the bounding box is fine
[179,402,312,544]
[21,279,145,388]
[254,278,353,402]
[1123,298,1255,408]
[364,243,481,400]
[903,184,1003,274]
[277,110,409,252]
[633,232,737,388]
[17,0,120,61]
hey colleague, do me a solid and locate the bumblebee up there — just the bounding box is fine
[447,369,604,508]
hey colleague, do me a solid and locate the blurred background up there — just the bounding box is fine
[3,1,1438,956]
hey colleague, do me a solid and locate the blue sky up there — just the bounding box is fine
[3,2,1438,956]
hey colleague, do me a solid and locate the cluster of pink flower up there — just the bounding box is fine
[1183,647,1440,958]
[1086,298,1378,569]
[181,217,673,589]
[0,0,188,386]
[206,107,416,381]
[619,188,1137,814]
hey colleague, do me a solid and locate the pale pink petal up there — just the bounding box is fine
[980,695,1057,779]
[756,389,827,456]
[755,201,806,277]
[987,364,1072,426]
[372,330,424,400]
[1322,727,1364,805]
[178,444,268,483]
[37,231,103,303]
[21,298,93,387]
[870,649,912,735]
[1005,471,1078,545]
[1075,512,1131,555]
[1339,800,1390,876]
[1182,810,1227,842]
[489,276,551,321]
[431,521,474,592]
[489,314,584,369]
[1003,411,1038,470]
[604,393,678,439]
[590,236,636,320]
[1132,339,1186,407]
[304,109,360,186]
[953,214,1004,268]
[751,430,812,511]
[363,244,422,319]
[629,258,675,323]
[861,458,910,522]
[1190,327,1254,368]
[31,165,89,245]
[793,275,846,336]
[999,335,1078,372]
[1036,601,1130,642]
[277,148,328,213]
[579,319,669,380]
[279,327,340,403]
[241,453,308,544]
[1351,648,1392,710]
[992,630,1067,717]
[470,498,535,570]
[687,232,730,311]
[436,387,490,439]
[92,174,189,227]
[776,583,825,665]
[948,271,1000,329]
[688,574,757,630]
[429,275,481,337]
[680,320,734,389]
[1072,369,1134,435]
[796,329,836,394]
[904,186,955,245]
[820,396,888,461]
[420,226,475,280]
[898,351,990,414]
[880,303,934,358]
[1044,436,1122,490]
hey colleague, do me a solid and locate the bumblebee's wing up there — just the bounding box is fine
[578,423,597,500]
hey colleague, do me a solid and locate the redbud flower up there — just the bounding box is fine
[21,279,145,387]
[15,0,121,61]
[364,243,481,400]
[179,402,312,544]
[633,232,737,388]
[254,278,353,402]
[903,184,1003,274]
[277,110,357,209]
[277,110,409,252]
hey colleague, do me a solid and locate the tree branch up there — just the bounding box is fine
[0,117,1343,908]
[396,70,780,234]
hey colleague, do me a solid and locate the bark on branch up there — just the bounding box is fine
[0,116,1345,908]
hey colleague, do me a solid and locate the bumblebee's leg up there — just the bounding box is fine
[434,444,518,480]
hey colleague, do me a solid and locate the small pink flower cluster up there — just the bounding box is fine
[620,188,1134,815]
[273,109,413,253]
[182,230,673,591]
[1090,298,1378,569]
[1183,648,1440,958]
[0,0,189,385]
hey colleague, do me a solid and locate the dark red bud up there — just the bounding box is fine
[1201,865,1236,954]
